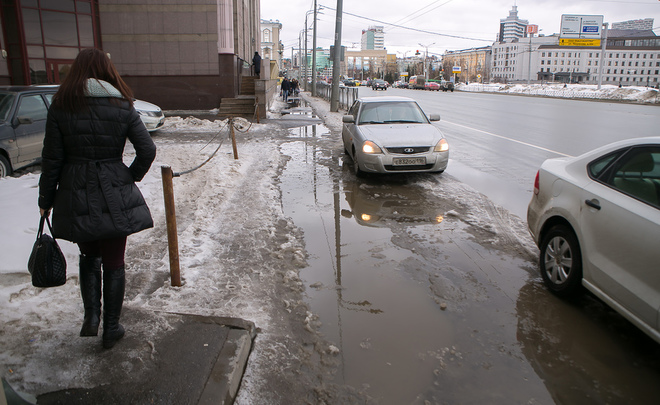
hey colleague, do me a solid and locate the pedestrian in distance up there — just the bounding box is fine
[281,78,290,102]
[252,51,262,77]
[38,48,157,349]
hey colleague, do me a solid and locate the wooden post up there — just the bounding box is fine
[230,117,239,160]
[255,96,260,124]
[161,165,181,287]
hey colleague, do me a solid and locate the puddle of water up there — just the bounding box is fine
[278,124,660,404]
[445,159,531,219]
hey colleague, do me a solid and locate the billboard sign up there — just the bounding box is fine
[526,24,538,35]
[560,14,603,47]
[560,15,603,38]
[452,66,461,73]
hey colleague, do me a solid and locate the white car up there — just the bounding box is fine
[527,137,660,343]
[134,98,164,132]
[341,96,449,176]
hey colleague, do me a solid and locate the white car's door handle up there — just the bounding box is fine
[585,199,601,210]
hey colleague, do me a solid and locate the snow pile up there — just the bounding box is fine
[457,82,660,103]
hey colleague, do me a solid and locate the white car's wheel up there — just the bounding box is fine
[351,147,365,177]
[539,225,583,296]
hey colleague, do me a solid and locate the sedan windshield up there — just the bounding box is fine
[0,92,16,122]
[358,101,428,125]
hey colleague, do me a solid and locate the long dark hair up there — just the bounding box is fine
[52,48,134,112]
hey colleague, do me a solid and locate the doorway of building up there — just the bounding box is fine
[46,60,73,84]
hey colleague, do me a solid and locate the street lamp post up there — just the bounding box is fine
[418,42,435,80]
[304,9,314,91]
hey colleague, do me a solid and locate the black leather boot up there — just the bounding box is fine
[102,265,125,349]
[79,255,102,337]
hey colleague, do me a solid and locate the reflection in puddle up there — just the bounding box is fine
[342,180,445,227]
[280,129,456,403]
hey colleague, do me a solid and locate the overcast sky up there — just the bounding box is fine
[260,0,660,57]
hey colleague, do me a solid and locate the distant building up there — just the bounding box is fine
[361,26,385,50]
[345,49,387,80]
[261,19,283,76]
[612,18,654,31]
[498,5,528,42]
[490,29,660,86]
[443,46,492,82]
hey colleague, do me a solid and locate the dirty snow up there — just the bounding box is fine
[457,82,660,103]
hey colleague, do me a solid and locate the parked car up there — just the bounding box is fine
[527,137,660,344]
[342,79,357,87]
[134,98,165,132]
[371,80,388,91]
[425,81,441,91]
[0,86,58,176]
[440,81,455,92]
[341,96,449,176]
[0,85,164,177]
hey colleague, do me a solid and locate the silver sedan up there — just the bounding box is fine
[527,137,660,344]
[342,96,449,176]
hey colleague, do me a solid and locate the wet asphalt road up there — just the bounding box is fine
[277,93,660,404]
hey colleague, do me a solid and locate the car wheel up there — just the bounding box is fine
[351,147,365,177]
[0,155,12,177]
[539,225,583,296]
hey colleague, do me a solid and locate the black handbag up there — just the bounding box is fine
[28,215,67,288]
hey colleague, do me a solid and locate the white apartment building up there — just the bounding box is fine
[491,30,660,86]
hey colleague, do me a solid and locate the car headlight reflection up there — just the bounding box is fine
[434,138,449,152]
[362,141,383,154]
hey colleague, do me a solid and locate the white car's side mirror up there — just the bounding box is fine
[343,115,355,123]
[429,114,441,122]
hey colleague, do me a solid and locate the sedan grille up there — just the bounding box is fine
[386,146,430,154]
[384,164,435,171]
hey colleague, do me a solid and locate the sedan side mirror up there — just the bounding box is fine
[342,115,355,123]
[428,114,440,122]
[17,116,34,125]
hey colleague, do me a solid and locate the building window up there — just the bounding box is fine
[263,29,271,43]
[13,0,98,85]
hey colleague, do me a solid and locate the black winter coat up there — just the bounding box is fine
[38,98,157,243]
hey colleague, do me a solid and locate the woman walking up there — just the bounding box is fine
[38,48,157,349]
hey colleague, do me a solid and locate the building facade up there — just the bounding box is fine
[498,5,528,43]
[537,30,660,86]
[361,26,384,51]
[612,18,654,31]
[260,19,282,76]
[0,0,262,109]
[443,47,492,83]
[345,49,387,80]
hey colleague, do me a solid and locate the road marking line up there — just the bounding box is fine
[442,120,573,157]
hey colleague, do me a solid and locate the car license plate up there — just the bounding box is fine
[392,157,425,166]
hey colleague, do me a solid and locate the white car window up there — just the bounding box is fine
[358,102,427,125]
[608,149,660,208]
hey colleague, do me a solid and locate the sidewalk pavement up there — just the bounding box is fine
[2,97,323,405]
[3,311,256,405]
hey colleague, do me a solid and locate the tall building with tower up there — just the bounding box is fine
[361,26,385,50]
[498,5,528,42]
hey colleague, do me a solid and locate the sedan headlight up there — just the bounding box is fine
[434,138,449,152]
[362,140,383,154]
